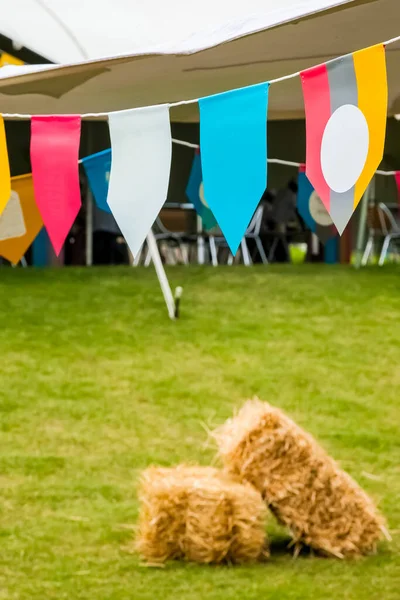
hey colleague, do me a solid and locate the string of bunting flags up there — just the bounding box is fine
[0,36,400,261]
[1,138,400,264]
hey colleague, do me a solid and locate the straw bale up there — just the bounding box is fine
[212,399,386,558]
[136,465,268,564]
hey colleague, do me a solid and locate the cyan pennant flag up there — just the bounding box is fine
[186,150,217,231]
[199,83,269,254]
[81,149,112,213]
[297,167,337,244]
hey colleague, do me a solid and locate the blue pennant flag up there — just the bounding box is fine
[199,83,269,254]
[297,168,337,244]
[81,149,112,213]
[186,150,217,231]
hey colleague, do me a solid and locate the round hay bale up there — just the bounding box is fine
[136,465,268,564]
[212,398,387,558]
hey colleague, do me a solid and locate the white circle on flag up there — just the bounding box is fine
[199,182,209,208]
[309,191,333,226]
[321,104,369,193]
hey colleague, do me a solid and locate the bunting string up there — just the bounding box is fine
[76,137,400,176]
[168,138,400,177]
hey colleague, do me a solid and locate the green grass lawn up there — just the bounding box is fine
[0,265,399,599]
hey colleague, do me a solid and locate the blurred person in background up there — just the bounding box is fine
[269,178,299,262]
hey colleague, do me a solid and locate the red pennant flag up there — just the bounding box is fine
[30,116,82,255]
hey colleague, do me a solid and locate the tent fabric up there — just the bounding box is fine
[0,0,358,63]
[0,0,399,120]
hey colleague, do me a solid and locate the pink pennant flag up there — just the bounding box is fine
[394,172,400,212]
[30,115,82,255]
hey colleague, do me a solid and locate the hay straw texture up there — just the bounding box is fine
[212,399,386,558]
[136,465,268,565]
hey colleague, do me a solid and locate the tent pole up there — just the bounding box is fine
[354,182,372,269]
[85,186,93,266]
[197,215,205,264]
[146,229,177,319]
[85,124,93,267]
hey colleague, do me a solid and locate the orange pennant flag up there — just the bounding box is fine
[0,173,43,264]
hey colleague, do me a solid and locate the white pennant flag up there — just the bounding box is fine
[107,105,172,256]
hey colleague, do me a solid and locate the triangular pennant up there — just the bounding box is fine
[301,44,388,234]
[185,150,217,231]
[0,116,11,217]
[81,149,112,213]
[30,116,82,255]
[199,83,269,254]
[297,166,337,244]
[107,106,172,257]
[0,173,43,264]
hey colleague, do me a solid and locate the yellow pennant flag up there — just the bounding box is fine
[0,53,21,219]
[0,52,24,67]
[0,116,11,216]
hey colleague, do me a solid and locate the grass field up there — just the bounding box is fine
[0,265,399,599]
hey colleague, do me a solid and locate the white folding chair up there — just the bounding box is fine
[362,204,382,266]
[208,206,269,267]
[208,236,250,266]
[153,217,189,265]
[1,256,28,267]
[377,203,400,266]
[244,206,268,264]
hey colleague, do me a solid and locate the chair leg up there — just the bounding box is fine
[241,239,252,266]
[393,241,400,263]
[169,246,178,265]
[209,236,218,267]
[227,253,234,266]
[144,246,152,267]
[197,235,205,265]
[268,238,278,262]
[379,236,391,266]
[361,237,373,266]
[133,245,143,266]
[255,236,268,264]
[179,242,189,265]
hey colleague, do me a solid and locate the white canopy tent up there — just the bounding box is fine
[1,0,399,120]
[0,0,360,64]
[0,0,397,316]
